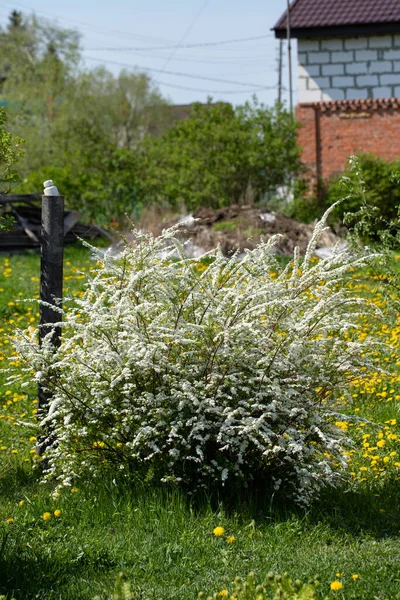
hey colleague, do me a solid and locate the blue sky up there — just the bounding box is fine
[0,0,297,107]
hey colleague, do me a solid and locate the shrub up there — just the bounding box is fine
[12,207,381,505]
[136,100,301,211]
[288,154,400,239]
[17,148,140,226]
[326,154,400,240]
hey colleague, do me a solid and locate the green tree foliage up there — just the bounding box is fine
[18,148,140,225]
[0,11,81,167]
[0,107,23,193]
[326,154,400,243]
[1,10,301,224]
[1,11,169,222]
[287,154,400,240]
[137,100,301,211]
[0,107,23,231]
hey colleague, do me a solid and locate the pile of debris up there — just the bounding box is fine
[166,204,342,257]
[0,195,107,251]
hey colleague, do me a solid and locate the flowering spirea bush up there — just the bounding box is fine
[12,208,382,504]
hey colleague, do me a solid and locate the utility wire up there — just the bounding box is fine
[160,0,210,73]
[1,0,175,45]
[125,51,277,66]
[155,79,279,94]
[84,55,268,88]
[85,33,274,52]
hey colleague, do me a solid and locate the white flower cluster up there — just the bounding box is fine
[12,209,382,504]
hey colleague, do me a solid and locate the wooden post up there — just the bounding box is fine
[37,191,64,455]
[278,39,283,104]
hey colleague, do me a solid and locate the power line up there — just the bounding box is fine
[155,79,278,94]
[124,51,277,66]
[84,55,267,89]
[1,0,176,45]
[85,34,274,52]
[160,0,210,73]
[1,0,272,51]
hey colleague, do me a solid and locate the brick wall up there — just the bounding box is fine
[298,35,400,102]
[296,98,400,182]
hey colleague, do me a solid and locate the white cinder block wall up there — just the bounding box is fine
[298,35,400,102]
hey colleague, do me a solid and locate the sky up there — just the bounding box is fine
[0,0,297,107]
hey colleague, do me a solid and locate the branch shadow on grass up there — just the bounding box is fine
[193,475,400,540]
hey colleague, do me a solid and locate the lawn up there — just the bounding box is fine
[0,244,399,600]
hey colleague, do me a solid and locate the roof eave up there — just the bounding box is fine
[274,22,400,39]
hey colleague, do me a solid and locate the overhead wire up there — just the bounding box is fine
[1,0,176,45]
[155,80,279,94]
[159,0,210,73]
[0,0,280,99]
[85,33,274,52]
[84,55,270,89]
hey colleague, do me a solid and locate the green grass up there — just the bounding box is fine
[0,244,400,599]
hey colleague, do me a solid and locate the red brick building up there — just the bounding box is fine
[274,0,400,186]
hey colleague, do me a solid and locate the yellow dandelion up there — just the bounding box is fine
[18,500,24,506]
[226,536,235,544]
[54,510,61,518]
[330,581,343,591]
[351,574,359,580]
[213,526,225,537]
[71,488,79,493]
[219,591,229,597]
[43,512,52,521]
[5,518,14,524]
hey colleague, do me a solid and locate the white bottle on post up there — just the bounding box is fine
[43,180,60,196]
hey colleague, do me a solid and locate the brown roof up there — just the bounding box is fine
[299,97,400,112]
[274,0,400,38]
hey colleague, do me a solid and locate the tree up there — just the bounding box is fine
[1,11,169,223]
[136,99,301,211]
[0,107,23,193]
[0,12,81,173]
[59,67,170,153]
[0,107,23,230]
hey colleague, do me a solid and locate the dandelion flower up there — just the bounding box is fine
[5,518,14,524]
[330,581,343,591]
[213,526,225,537]
[71,488,79,493]
[43,512,51,521]
[351,574,359,580]
[226,536,235,544]
[54,510,61,518]
[18,500,24,506]
[219,590,229,597]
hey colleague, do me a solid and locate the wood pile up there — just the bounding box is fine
[0,195,108,250]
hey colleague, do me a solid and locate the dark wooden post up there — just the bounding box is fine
[37,186,64,455]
